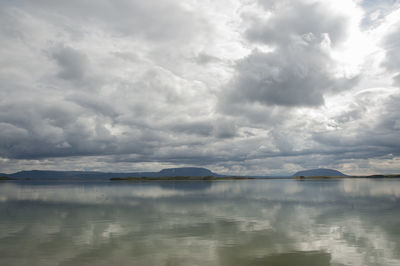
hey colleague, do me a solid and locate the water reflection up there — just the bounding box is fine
[0,179,400,266]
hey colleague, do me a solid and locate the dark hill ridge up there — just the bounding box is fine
[159,167,218,177]
[1,168,399,180]
[292,168,346,177]
[2,167,222,180]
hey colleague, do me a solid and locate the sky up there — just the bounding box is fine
[0,0,400,175]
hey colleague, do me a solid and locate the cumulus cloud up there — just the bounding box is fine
[220,0,358,110]
[248,0,349,45]
[0,0,399,174]
[222,46,357,108]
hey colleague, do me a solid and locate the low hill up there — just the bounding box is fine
[158,167,218,177]
[292,168,346,177]
[3,167,221,180]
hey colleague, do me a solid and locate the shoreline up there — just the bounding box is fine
[1,175,400,182]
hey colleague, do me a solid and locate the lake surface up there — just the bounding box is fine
[1,179,400,266]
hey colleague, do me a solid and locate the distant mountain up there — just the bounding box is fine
[2,167,221,180]
[292,168,346,177]
[159,167,219,177]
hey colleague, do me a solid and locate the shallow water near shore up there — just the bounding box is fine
[1,179,400,266]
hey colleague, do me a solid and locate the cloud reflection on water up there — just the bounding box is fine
[0,179,400,266]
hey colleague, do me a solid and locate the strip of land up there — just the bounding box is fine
[110,175,400,181]
[0,176,16,181]
[1,174,400,182]
[110,176,256,181]
[295,174,400,180]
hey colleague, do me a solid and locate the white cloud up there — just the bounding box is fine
[0,0,400,174]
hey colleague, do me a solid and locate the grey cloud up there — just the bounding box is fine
[0,101,78,159]
[383,26,400,71]
[217,90,400,174]
[167,120,214,137]
[248,0,348,46]
[360,0,399,28]
[0,0,213,163]
[194,53,221,65]
[311,94,400,162]
[218,100,292,127]
[0,98,140,160]
[269,130,294,153]
[65,93,119,118]
[394,73,400,86]
[333,103,365,124]
[213,119,238,139]
[51,46,88,82]
[0,58,219,162]
[220,0,358,114]
[0,0,399,175]
[223,47,345,107]
[382,22,400,86]
[374,94,400,143]
[6,0,205,43]
[0,0,240,166]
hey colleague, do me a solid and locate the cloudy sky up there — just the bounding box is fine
[0,0,400,175]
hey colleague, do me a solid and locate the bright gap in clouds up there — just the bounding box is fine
[0,0,400,175]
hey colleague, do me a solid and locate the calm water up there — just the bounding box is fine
[1,179,400,266]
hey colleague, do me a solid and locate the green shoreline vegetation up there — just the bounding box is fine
[0,176,15,181]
